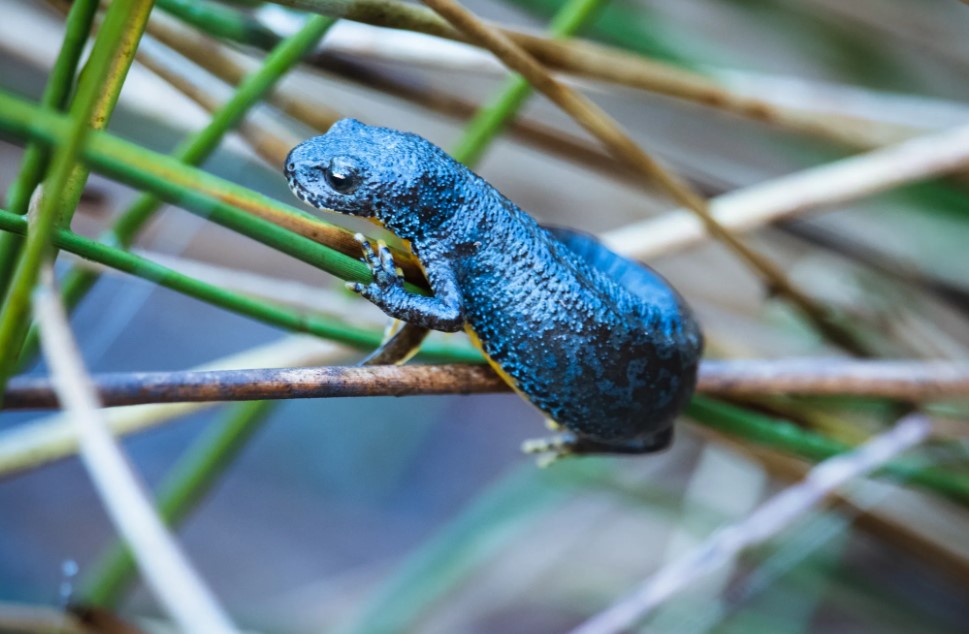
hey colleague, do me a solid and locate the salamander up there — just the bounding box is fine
[285,118,703,459]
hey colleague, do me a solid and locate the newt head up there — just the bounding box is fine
[285,118,472,241]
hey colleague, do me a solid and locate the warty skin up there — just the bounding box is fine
[285,118,703,457]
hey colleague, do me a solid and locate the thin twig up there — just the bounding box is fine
[0,335,349,479]
[33,266,240,634]
[44,1,969,288]
[65,248,386,323]
[601,120,969,260]
[569,413,932,634]
[144,13,670,189]
[6,359,969,409]
[5,364,505,408]
[134,37,301,169]
[269,0,909,150]
[144,11,341,136]
[696,359,969,398]
[714,432,969,589]
[417,0,863,354]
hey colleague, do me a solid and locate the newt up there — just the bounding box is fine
[285,119,703,459]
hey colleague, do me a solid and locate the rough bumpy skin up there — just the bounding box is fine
[285,119,703,455]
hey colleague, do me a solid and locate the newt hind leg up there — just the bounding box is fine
[522,427,673,466]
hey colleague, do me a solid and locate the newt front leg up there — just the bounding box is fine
[348,233,465,332]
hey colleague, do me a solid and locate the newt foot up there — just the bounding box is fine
[523,427,675,463]
[347,232,404,300]
[522,433,578,468]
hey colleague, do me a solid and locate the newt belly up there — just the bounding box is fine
[464,324,530,399]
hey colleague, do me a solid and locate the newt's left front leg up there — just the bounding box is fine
[348,234,465,332]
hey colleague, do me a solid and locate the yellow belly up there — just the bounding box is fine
[465,325,564,432]
[464,325,527,396]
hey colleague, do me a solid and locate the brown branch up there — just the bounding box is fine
[6,360,969,410]
[4,365,506,409]
[697,359,969,399]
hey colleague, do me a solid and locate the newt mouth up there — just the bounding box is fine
[286,175,323,210]
[285,175,348,217]
[286,177,380,221]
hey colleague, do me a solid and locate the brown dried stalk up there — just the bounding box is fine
[273,0,893,149]
[417,0,864,354]
[145,14,671,190]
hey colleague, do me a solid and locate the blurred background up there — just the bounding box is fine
[2,0,969,632]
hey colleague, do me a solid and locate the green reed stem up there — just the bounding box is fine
[0,0,155,405]
[16,15,336,367]
[0,208,478,362]
[117,15,334,244]
[0,0,99,301]
[158,0,280,49]
[0,89,416,293]
[688,397,969,506]
[56,1,156,230]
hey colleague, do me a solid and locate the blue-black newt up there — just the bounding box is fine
[285,119,703,459]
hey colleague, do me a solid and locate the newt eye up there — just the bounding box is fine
[324,157,361,194]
